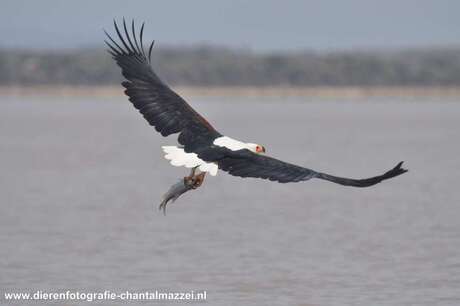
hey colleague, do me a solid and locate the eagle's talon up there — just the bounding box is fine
[191,172,206,189]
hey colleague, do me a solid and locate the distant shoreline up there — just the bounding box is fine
[1,85,460,98]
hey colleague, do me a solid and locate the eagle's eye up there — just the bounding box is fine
[256,145,264,153]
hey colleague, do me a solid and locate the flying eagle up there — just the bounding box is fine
[105,20,408,213]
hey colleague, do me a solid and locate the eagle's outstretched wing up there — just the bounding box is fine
[218,149,407,186]
[105,19,221,152]
[107,20,408,187]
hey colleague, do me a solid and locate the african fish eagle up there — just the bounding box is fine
[105,20,408,213]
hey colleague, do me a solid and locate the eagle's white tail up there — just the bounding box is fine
[162,146,218,176]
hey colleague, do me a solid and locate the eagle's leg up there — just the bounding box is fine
[183,167,198,187]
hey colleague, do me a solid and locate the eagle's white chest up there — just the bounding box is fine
[162,136,251,176]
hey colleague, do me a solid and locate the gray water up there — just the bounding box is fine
[1,95,459,306]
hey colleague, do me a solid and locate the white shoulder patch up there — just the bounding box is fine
[213,136,248,151]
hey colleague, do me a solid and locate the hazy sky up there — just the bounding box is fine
[1,0,459,51]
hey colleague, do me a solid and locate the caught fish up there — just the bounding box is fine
[158,178,194,215]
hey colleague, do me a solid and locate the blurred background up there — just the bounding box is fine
[1,0,460,89]
[1,1,459,306]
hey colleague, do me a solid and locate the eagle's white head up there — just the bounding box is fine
[246,143,266,154]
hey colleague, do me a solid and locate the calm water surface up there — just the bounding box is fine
[1,95,459,306]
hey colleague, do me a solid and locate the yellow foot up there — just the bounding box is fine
[183,172,206,189]
[192,173,206,189]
